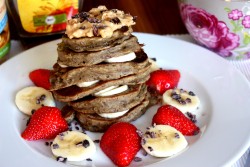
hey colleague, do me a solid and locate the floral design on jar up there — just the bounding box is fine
[179,3,240,58]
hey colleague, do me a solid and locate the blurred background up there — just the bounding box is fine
[8,0,188,47]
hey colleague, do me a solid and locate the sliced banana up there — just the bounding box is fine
[141,125,188,157]
[98,109,129,118]
[94,85,128,97]
[15,86,55,115]
[51,131,96,161]
[105,52,136,63]
[76,80,99,87]
[162,88,200,113]
[148,58,160,72]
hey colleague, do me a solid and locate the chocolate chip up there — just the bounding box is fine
[178,99,187,105]
[174,133,180,139]
[31,109,36,115]
[146,131,156,138]
[40,94,46,101]
[133,16,138,22]
[45,142,50,146]
[79,12,89,19]
[87,17,101,23]
[151,57,157,61]
[186,112,197,123]
[52,143,59,149]
[134,156,142,162]
[56,156,67,163]
[142,149,148,156]
[86,158,92,161]
[110,17,121,24]
[185,98,192,103]
[141,138,146,145]
[180,88,185,93]
[148,146,153,152]
[120,26,129,32]
[172,93,181,100]
[188,91,196,96]
[94,139,100,143]
[83,139,90,148]
[75,126,80,130]
[193,129,200,135]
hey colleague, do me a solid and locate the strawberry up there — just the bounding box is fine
[100,122,141,167]
[21,106,68,140]
[29,69,51,90]
[152,105,200,136]
[146,69,180,95]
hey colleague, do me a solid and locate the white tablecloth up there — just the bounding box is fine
[5,34,250,167]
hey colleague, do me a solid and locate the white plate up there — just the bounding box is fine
[0,33,250,167]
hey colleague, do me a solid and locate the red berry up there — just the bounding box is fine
[146,69,180,95]
[152,105,200,136]
[29,69,51,90]
[100,122,141,167]
[21,106,68,140]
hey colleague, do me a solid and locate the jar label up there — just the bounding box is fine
[17,0,79,33]
[0,0,10,61]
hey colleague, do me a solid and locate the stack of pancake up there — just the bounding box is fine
[49,6,152,132]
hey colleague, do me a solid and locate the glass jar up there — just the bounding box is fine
[6,0,83,47]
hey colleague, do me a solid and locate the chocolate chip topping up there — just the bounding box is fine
[52,143,59,149]
[188,91,196,96]
[186,112,197,123]
[56,156,67,163]
[83,139,90,148]
[134,156,142,162]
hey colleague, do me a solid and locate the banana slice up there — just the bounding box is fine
[105,52,136,63]
[94,85,128,97]
[162,88,200,113]
[141,125,188,157]
[51,131,96,161]
[98,109,129,118]
[15,86,55,115]
[77,80,99,87]
[148,58,160,72]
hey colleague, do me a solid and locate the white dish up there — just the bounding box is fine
[0,33,250,167]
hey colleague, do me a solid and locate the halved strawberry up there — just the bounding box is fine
[146,69,180,95]
[100,122,141,167]
[152,105,200,136]
[21,106,68,140]
[29,69,51,90]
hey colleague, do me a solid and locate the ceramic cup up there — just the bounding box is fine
[178,0,250,60]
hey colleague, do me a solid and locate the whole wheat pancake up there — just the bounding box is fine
[57,36,141,67]
[71,84,147,114]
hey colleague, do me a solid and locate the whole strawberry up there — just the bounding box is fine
[29,69,51,90]
[152,105,200,136]
[22,106,68,140]
[146,69,180,95]
[100,122,141,167]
